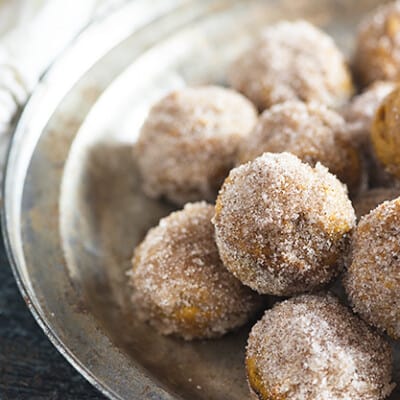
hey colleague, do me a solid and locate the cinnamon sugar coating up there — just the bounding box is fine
[130,202,262,340]
[213,153,356,296]
[344,198,400,339]
[246,294,394,400]
[228,21,353,111]
[354,1,400,86]
[237,101,363,196]
[135,86,257,205]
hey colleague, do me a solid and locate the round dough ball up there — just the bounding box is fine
[344,198,400,339]
[354,1,400,86]
[130,202,262,340]
[228,20,353,111]
[213,152,356,296]
[135,86,258,205]
[371,86,400,178]
[246,294,394,400]
[238,101,363,196]
[353,187,400,219]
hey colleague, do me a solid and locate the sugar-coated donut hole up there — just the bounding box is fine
[246,294,394,400]
[213,152,356,296]
[135,86,258,206]
[130,202,263,340]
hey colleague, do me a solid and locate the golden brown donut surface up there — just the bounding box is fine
[371,86,400,179]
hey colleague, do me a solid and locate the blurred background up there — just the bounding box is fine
[0,0,126,184]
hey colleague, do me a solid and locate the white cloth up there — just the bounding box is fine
[0,0,124,185]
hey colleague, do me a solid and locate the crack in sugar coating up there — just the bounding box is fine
[353,187,400,219]
[130,202,262,340]
[371,86,400,179]
[354,1,400,86]
[246,294,394,400]
[237,100,363,196]
[213,153,356,296]
[228,20,353,111]
[344,198,400,339]
[135,86,257,206]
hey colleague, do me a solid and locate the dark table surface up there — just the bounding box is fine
[0,236,105,400]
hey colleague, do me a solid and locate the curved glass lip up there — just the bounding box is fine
[1,1,188,399]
